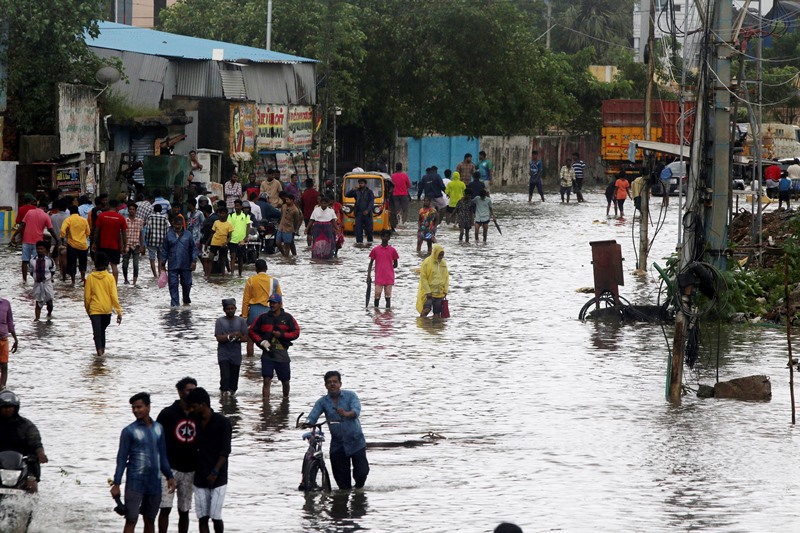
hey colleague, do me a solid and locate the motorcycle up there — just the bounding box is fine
[0,451,35,533]
[257,217,280,255]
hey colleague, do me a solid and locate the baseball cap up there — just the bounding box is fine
[268,293,282,304]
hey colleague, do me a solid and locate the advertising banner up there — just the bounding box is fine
[256,104,287,150]
[230,103,256,155]
[287,106,313,151]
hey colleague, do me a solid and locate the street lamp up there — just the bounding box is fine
[333,106,342,180]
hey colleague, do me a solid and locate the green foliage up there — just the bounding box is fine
[0,0,107,135]
[157,0,653,151]
[550,0,635,63]
[100,90,161,121]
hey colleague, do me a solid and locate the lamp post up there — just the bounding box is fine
[333,106,342,181]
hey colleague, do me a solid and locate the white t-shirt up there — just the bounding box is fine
[788,164,800,179]
[311,206,337,223]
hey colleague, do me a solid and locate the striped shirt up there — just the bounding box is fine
[572,160,586,180]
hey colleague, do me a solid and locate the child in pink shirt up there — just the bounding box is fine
[367,230,399,308]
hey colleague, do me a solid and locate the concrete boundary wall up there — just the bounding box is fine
[394,134,603,188]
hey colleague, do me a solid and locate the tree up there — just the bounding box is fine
[551,0,634,64]
[0,0,106,142]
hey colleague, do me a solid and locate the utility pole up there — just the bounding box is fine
[706,0,733,271]
[266,0,273,50]
[640,0,656,271]
[669,0,733,403]
[546,0,552,50]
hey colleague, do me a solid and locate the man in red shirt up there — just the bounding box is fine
[765,163,781,199]
[391,163,412,226]
[299,178,320,246]
[93,199,128,283]
[14,194,37,225]
[11,201,58,284]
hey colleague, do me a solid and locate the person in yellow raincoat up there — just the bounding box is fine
[416,243,449,317]
[444,171,465,225]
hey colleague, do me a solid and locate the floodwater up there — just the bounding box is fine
[2,189,799,533]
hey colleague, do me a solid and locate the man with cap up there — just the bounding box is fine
[215,299,249,395]
[248,294,300,399]
[241,259,282,357]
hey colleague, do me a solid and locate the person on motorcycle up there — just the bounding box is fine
[0,390,48,492]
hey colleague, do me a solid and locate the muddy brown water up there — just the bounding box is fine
[1,191,797,532]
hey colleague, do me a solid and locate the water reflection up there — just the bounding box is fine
[302,490,368,532]
[259,398,290,432]
[415,316,446,336]
[589,319,623,353]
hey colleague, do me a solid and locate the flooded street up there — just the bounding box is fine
[3,190,799,532]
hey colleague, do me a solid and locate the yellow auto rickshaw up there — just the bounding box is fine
[341,172,391,234]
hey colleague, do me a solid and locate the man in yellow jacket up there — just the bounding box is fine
[444,171,466,225]
[84,252,122,356]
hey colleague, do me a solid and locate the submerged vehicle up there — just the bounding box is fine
[0,451,34,533]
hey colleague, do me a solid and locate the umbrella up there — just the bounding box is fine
[493,218,502,235]
[365,276,372,308]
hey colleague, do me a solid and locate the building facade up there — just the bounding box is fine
[105,0,179,28]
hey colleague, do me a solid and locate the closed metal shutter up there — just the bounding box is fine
[220,68,247,100]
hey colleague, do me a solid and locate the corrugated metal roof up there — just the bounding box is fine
[242,66,288,104]
[139,55,169,82]
[91,48,165,109]
[88,22,317,64]
[175,61,223,98]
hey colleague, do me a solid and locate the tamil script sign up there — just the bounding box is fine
[287,106,313,151]
[256,104,287,150]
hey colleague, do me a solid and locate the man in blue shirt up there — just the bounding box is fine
[779,173,793,211]
[153,188,171,213]
[345,179,376,244]
[528,150,544,203]
[111,392,175,533]
[304,371,369,490]
[160,217,199,307]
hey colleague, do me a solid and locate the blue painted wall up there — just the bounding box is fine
[407,136,479,185]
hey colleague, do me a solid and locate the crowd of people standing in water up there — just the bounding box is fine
[0,155,547,532]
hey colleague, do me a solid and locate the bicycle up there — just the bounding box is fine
[296,413,332,492]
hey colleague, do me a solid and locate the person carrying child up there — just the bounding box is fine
[416,197,438,255]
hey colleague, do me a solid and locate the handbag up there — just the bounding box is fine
[441,298,450,318]
[158,270,168,289]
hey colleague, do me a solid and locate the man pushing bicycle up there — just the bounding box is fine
[302,371,369,489]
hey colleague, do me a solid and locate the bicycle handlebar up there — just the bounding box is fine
[295,412,328,429]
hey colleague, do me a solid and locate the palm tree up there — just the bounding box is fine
[553,0,634,61]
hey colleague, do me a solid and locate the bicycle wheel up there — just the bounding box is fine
[303,458,332,492]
